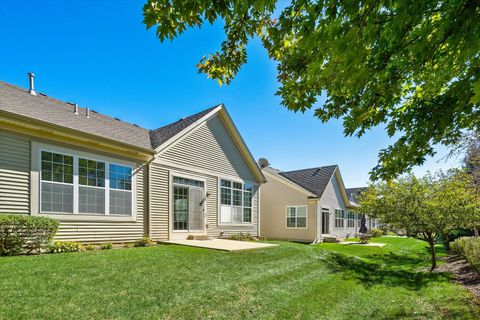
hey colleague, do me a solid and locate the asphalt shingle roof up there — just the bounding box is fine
[0,81,221,151]
[149,105,219,149]
[279,165,338,198]
[0,81,153,150]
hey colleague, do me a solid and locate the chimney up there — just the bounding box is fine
[73,104,79,115]
[27,72,36,95]
[86,107,90,118]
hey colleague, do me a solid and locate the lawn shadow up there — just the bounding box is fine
[322,251,453,290]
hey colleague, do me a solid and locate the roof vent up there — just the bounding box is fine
[73,104,79,115]
[86,107,90,118]
[258,158,270,168]
[27,72,36,96]
[114,117,121,121]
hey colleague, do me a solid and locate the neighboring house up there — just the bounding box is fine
[345,187,378,230]
[260,166,359,242]
[0,76,265,243]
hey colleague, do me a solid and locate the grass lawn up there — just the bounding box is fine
[1,237,479,320]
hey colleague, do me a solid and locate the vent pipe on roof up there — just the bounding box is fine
[73,104,79,115]
[27,72,36,96]
[86,107,90,118]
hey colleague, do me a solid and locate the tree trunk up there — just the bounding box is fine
[428,240,436,272]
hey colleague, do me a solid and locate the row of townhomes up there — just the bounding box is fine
[0,75,371,243]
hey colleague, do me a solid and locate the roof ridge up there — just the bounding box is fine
[282,164,338,173]
[150,104,221,133]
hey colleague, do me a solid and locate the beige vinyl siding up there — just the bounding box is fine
[149,163,169,241]
[159,115,256,182]
[260,172,317,242]
[0,130,30,214]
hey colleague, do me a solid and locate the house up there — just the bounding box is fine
[260,165,361,242]
[346,187,378,230]
[0,75,265,243]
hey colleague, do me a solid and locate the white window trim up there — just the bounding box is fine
[217,177,255,226]
[169,170,207,234]
[334,208,345,228]
[285,205,308,229]
[31,141,137,222]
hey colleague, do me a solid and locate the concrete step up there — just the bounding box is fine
[186,235,212,240]
[322,236,341,243]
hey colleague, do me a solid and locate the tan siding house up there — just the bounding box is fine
[260,166,357,243]
[0,78,265,243]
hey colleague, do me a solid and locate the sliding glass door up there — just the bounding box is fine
[173,176,205,232]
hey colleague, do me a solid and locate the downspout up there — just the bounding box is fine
[310,200,322,245]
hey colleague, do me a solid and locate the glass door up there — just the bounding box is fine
[322,208,330,234]
[172,176,205,232]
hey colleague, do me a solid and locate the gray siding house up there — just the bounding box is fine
[0,77,265,243]
[260,165,360,242]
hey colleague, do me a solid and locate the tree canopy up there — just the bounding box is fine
[143,0,480,180]
[357,171,480,270]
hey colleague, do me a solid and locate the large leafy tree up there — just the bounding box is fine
[143,0,480,180]
[357,171,479,271]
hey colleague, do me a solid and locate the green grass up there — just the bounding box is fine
[1,237,478,319]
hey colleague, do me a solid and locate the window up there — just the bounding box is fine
[39,150,133,216]
[347,211,355,228]
[335,209,344,228]
[220,179,253,224]
[41,151,74,213]
[109,164,132,216]
[286,205,307,228]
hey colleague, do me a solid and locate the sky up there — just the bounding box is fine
[0,0,460,187]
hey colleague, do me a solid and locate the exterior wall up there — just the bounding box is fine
[319,173,357,238]
[160,115,257,182]
[150,114,260,240]
[0,130,30,214]
[0,129,147,243]
[260,172,317,242]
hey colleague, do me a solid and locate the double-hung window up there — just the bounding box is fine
[40,149,133,216]
[286,205,307,228]
[220,179,253,224]
[335,209,344,228]
[347,211,355,227]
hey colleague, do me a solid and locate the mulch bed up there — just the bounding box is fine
[437,255,480,301]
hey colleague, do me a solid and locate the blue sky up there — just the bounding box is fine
[0,0,459,187]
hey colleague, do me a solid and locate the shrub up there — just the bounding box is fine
[84,244,96,251]
[451,237,480,271]
[124,243,134,248]
[228,233,255,241]
[101,243,113,250]
[0,214,59,256]
[133,236,154,247]
[370,228,384,237]
[48,241,84,253]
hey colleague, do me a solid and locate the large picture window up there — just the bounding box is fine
[286,205,307,228]
[220,179,253,224]
[39,150,133,216]
[335,209,345,228]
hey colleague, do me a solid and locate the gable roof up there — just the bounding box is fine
[0,81,152,150]
[346,187,366,202]
[279,166,338,198]
[150,105,218,149]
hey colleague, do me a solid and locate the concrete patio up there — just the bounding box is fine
[163,239,278,251]
[338,241,386,247]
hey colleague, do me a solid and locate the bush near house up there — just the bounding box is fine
[101,243,113,250]
[48,241,84,253]
[451,237,480,272]
[0,214,59,256]
[227,233,255,241]
[133,236,154,247]
[370,228,384,237]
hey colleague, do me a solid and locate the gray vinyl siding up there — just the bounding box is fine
[319,173,356,238]
[159,115,256,182]
[149,163,169,241]
[0,130,30,214]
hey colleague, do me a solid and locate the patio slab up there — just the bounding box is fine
[163,239,278,251]
[338,241,386,247]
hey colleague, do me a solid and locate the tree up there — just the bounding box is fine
[357,171,479,271]
[463,133,480,236]
[143,0,480,180]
